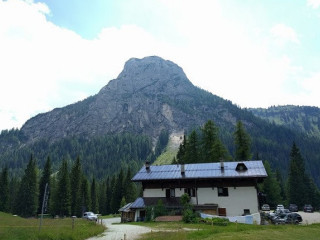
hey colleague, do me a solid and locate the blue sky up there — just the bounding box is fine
[0,0,320,131]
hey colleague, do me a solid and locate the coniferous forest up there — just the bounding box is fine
[0,120,319,217]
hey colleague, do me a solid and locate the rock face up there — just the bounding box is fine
[20,56,237,144]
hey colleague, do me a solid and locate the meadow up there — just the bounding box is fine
[133,221,320,240]
[0,212,105,240]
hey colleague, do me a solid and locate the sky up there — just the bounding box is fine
[1,0,320,131]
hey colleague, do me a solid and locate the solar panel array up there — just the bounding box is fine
[132,160,267,181]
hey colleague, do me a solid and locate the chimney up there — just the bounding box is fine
[220,159,224,172]
[145,161,150,170]
[181,164,185,175]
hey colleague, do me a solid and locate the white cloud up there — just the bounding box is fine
[0,0,318,131]
[270,24,300,46]
[307,0,320,9]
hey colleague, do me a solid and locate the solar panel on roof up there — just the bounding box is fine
[132,160,267,181]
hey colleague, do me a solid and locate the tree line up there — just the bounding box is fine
[0,155,138,217]
[175,120,320,209]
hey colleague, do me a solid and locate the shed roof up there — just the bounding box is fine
[132,160,267,181]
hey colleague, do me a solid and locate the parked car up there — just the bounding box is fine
[289,204,298,212]
[303,204,313,212]
[261,204,270,211]
[272,215,286,224]
[82,212,98,221]
[276,204,284,210]
[284,213,302,224]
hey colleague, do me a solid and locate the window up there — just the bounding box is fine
[218,187,228,197]
[166,188,175,198]
[243,209,250,215]
[184,188,196,197]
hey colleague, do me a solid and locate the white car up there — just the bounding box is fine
[276,204,284,210]
[82,212,98,221]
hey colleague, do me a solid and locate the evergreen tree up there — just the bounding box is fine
[261,161,282,207]
[15,155,38,217]
[8,176,19,213]
[123,168,137,203]
[98,181,107,215]
[56,159,71,216]
[80,176,91,214]
[38,157,51,214]
[275,169,286,202]
[91,178,98,213]
[185,130,199,163]
[201,120,219,162]
[110,171,124,213]
[0,166,9,212]
[48,175,57,216]
[120,197,127,208]
[105,177,112,214]
[234,121,251,160]
[70,156,82,217]
[176,135,187,164]
[287,143,307,209]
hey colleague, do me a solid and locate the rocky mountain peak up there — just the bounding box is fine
[99,56,192,96]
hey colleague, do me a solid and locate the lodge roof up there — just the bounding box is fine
[132,160,267,181]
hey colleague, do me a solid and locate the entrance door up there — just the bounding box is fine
[218,208,226,216]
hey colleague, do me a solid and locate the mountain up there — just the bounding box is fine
[0,56,320,186]
[18,56,244,145]
[249,105,320,139]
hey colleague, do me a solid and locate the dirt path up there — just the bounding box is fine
[87,217,151,240]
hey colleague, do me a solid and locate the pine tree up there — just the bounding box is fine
[56,159,71,216]
[105,177,112,214]
[38,157,51,214]
[80,176,91,214]
[123,168,137,203]
[185,130,199,163]
[15,155,38,217]
[234,121,251,160]
[98,181,107,215]
[8,176,19,213]
[176,135,187,164]
[111,171,124,213]
[0,166,9,212]
[261,161,282,207]
[91,178,98,213]
[201,120,219,162]
[287,142,307,209]
[70,156,82,217]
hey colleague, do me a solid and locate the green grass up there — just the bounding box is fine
[132,221,320,240]
[0,212,105,240]
[99,214,120,219]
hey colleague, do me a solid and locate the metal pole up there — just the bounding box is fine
[39,183,48,232]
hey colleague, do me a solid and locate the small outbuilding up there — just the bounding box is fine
[118,202,135,223]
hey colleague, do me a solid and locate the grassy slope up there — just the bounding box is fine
[153,131,183,165]
[132,221,320,240]
[0,212,105,240]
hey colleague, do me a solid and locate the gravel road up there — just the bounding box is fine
[87,217,151,240]
[299,211,320,224]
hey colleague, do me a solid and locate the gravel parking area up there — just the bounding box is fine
[87,217,151,240]
[298,211,320,225]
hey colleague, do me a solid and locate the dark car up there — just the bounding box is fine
[272,215,286,224]
[285,213,302,224]
[304,204,313,212]
[289,204,298,212]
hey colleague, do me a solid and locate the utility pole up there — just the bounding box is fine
[39,183,49,232]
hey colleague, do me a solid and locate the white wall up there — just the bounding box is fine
[143,188,165,197]
[143,188,185,198]
[197,187,259,216]
[143,186,259,217]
